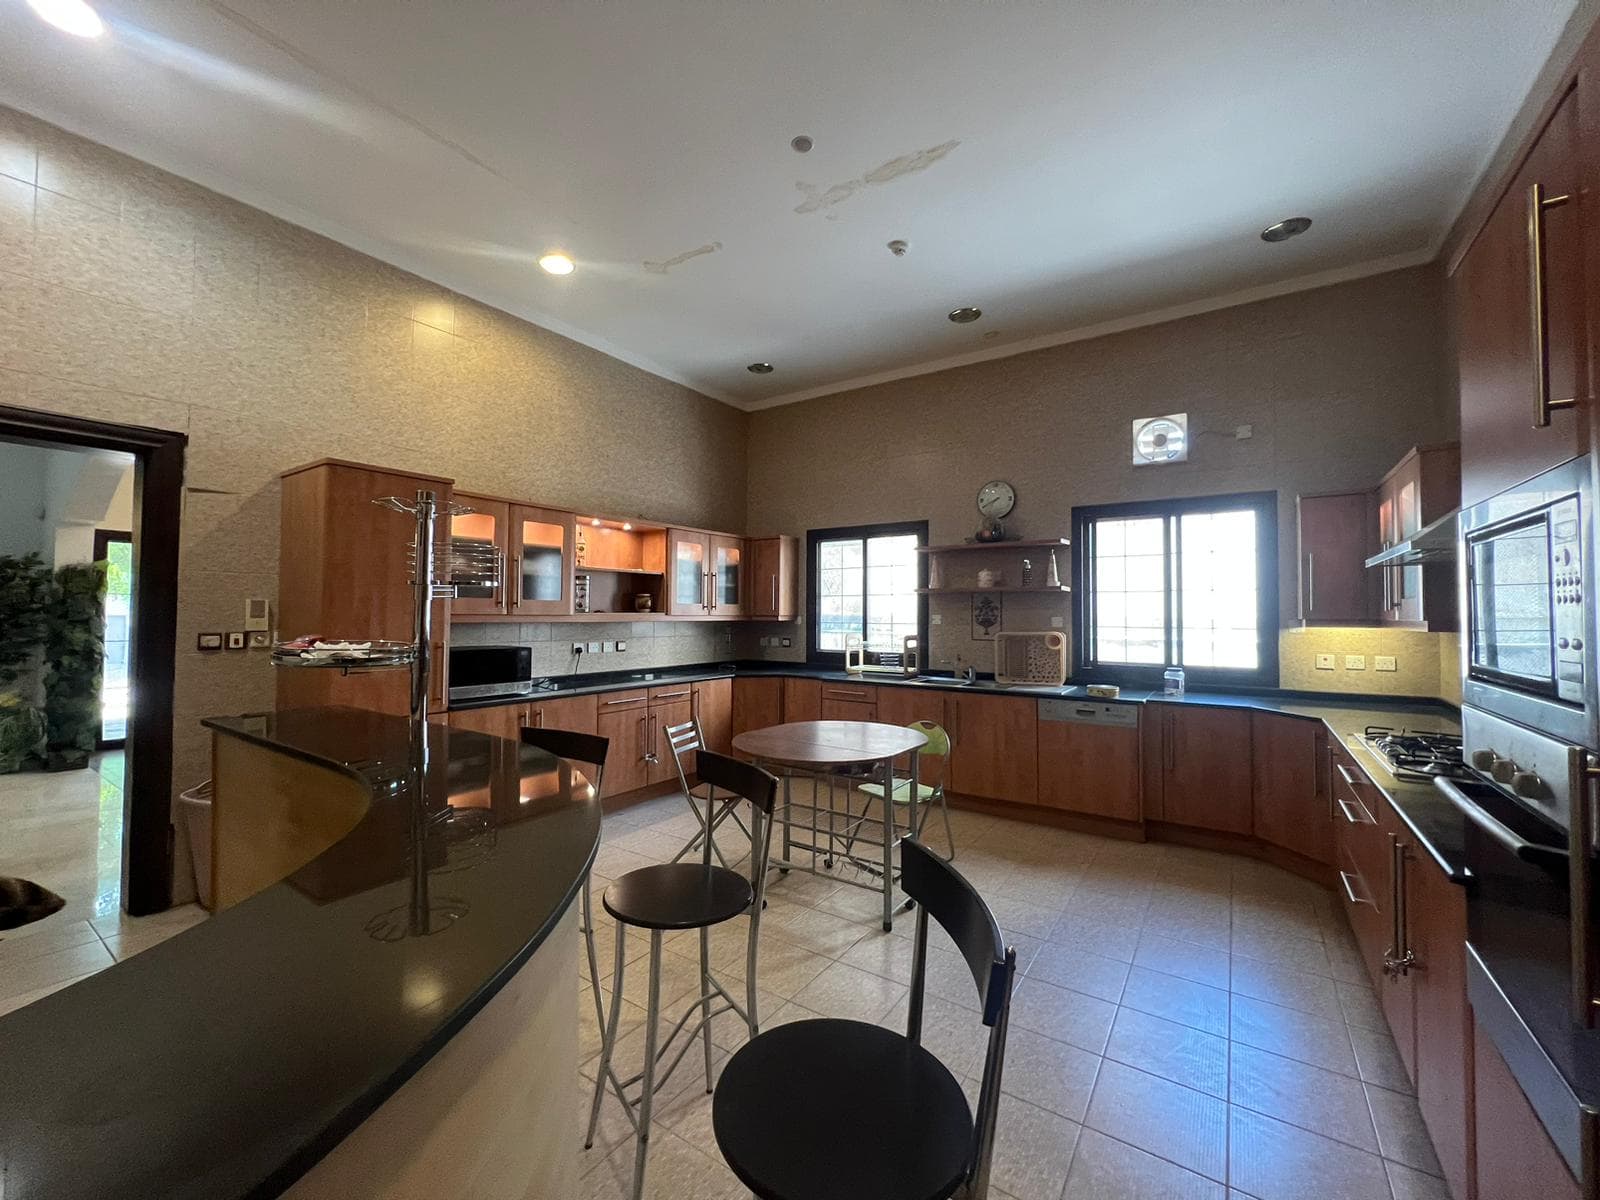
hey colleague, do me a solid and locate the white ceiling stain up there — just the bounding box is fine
[793,139,961,215]
[643,241,723,275]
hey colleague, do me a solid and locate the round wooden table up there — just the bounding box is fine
[733,720,927,930]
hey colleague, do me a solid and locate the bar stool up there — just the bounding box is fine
[519,726,609,1035]
[856,719,956,860]
[586,750,779,1200]
[712,837,1017,1200]
[664,718,750,867]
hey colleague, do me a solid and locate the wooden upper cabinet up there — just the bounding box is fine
[508,504,574,617]
[667,530,710,616]
[1375,445,1460,631]
[1456,84,1590,507]
[1296,492,1376,624]
[948,693,1037,805]
[748,536,798,621]
[1250,713,1331,865]
[450,494,510,617]
[1151,705,1253,835]
[709,534,746,617]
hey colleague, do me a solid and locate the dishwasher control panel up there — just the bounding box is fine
[1038,699,1138,726]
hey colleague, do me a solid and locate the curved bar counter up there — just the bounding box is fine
[0,707,602,1200]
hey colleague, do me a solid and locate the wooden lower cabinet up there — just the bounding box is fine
[875,685,948,771]
[1411,848,1473,1200]
[782,677,821,723]
[525,693,598,737]
[1251,714,1332,864]
[1474,1019,1581,1200]
[1147,705,1253,834]
[733,677,783,743]
[948,693,1037,804]
[1036,704,1140,821]
[647,696,694,785]
[819,683,877,722]
[692,677,733,755]
[1376,800,1418,1081]
[447,703,520,741]
[595,690,651,794]
[1332,746,1390,984]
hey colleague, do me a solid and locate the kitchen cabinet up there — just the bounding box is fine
[1332,745,1389,982]
[693,678,733,756]
[709,534,746,617]
[1296,491,1376,624]
[1474,1018,1581,1200]
[819,683,877,722]
[1411,845,1473,1200]
[646,685,695,785]
[1250,714,1331,865]
[1375,798,1418,1081]
[782,677,821,723]
[525,693,598,737]
[1036,701,1140,821]
[450,493,511,617]
[1146,705,1253,834]
[875,685,947,771]
[1456,84,1590,509]
[667,530,710,616]
[748,536,798,621]
[509,504,574,616]
[277,459,454,717]
[447,703,520,741]
[1375,445,1460,630]
[595,689,651,795]
[948,693,1037,805]
[732,677,783,744]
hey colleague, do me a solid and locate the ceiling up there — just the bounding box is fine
[0,1,1581,409]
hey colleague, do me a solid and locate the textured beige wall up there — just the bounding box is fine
[744,265,1456,672]
[0,106,746,798]
[1280,628,1459,702]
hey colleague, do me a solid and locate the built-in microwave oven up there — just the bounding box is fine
[1462,454,1598,749]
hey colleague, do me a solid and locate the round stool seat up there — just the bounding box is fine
[713,1017,973,1200]
[602,863,754,931]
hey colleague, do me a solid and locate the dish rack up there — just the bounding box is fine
[994,631,1068,687]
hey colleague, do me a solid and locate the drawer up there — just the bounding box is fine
[647,684,695,706]
[597,689,648,711]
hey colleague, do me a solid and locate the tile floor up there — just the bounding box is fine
[576,787,1448,1200]
[0,751,207,1017]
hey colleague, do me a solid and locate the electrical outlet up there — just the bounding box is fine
[1235,424,1253,440]
[1049,616,1064,628]
[931,614,942,626]
[616,640,627,652]
[1375,655,1397,672]
[1315,653,1335,671]
[571,642,585,655]
[1344,654,1366,670]
[780,637,792,648]
[225,632,246,650]
[586,642,601,654]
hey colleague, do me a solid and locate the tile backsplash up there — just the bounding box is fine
[452,620,737,678]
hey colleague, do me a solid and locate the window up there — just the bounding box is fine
[807,522,928,666]
[1072,491,1278,687]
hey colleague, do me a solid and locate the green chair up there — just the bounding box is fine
[858,720,955,861]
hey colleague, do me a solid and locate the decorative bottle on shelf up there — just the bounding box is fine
[1021,558,1034,588]
[575,528,587,566]
[1045,550,1061,588]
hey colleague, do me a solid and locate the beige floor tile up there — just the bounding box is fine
[1365,1083,1443,1176]
[1063,1128,1227,1200]
[0,968,102,1018]
[1135,931,1232,989]
[0,936,113,1003]
[987,1091,1082,1200]
[879,991,990,1079]
[1009,976,1118,1054]
[1335,979,1388,1032]
[1230,994,1357,1076]
[1348,1023,1414,1095]
[579,1127,743,1200]
[1028,940,1131,1002]
[1385,1158,1453,1200]
[1229,954,1348,1025]
[790,959,907,1024]
[1227,1106,1392,1200]
[1229,1043,1379,1152]
[1105,1006,1229,1098]
[0,917,100,964]
[1046,912,1142,963]
[998,1026,1101,1121]
[1121,966,1230,1037]
[1085,1059,1228,1181]
[1231,925,1332,977]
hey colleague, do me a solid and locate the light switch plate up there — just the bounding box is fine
[1049,616,1064,628]
[780,637,792,648]
[1375,655,1397,672]
[243,598,270,632]
[1344,654,1366,670]
[616,640,627,652]
[1315,653,1335,670]
[197,632,223,652]
[225,632,246,651]
[931,614,942,625]
[247,631,271,649]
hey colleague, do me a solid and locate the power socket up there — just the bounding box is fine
[586,641,602,654]
[1374,655,1397,672]
[571,642,585,656]
[1314,653,1335,671]
[1344,655,1366,670]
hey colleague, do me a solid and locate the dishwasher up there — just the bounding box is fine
[1037,699,1141,820]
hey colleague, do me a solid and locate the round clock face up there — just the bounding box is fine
[977,480,1015,519]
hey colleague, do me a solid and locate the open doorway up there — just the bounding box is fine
[0,405,183,928]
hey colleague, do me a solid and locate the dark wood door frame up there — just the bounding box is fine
[0,404,186,916]
[93,527,132,752]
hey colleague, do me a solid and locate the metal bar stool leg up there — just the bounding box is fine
[581,878,606,1033]
[586,918,627,1149]
[781,772,792,871]
[699,924,714,1094]
[632,930,664,1200]
[879,755,895,930]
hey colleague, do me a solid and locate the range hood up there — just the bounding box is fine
[1365,509,1460,569]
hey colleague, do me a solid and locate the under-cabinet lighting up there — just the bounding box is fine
[538,252,575,275]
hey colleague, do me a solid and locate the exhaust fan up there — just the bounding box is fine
[1132,414,1189,466]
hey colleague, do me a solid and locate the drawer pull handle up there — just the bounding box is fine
[1338,870,1373,908]
[1335,797,1373,826]
[1335,763,1364,789]
[651,690,690,701]
[603,696,645,707]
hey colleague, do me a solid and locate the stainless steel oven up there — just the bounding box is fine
[1462,454,1598,749]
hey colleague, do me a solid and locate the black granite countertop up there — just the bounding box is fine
[0,707,602,1200]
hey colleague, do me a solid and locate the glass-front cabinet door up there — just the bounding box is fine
[450,495,510,616]
[668,530,709,615]
[511,505,574,615]
[710,535,745,616]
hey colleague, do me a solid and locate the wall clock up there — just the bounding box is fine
[977,480,1016,520]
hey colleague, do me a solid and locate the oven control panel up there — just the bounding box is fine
[1552,497,1586,704]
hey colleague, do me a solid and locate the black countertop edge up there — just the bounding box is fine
[1,707,603,1200]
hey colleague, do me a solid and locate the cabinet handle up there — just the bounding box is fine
[1570,748,1600,1025]
[510,555,521,609]
[771,575,778,614]
[652,690,690,701]
[825,688,869,699]
[603,695,645,707]
[1305,552,1315,615]
[1528,182,1578,428]
[1338,870,1373,908]
[710,570,718,611]
[639,714,650,762]
[1382,835,1416,977]
[1335,763,1364,789]
[1165,713,1175,772]
[534,706,544,729]
[1335,796,1373,827]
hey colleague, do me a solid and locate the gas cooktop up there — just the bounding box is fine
[1357,725,1471,784]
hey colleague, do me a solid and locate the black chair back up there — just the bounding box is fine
[694,750,778,815]
[899,837,1016,1200]
[520,727,610,794]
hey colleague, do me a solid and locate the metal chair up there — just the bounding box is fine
[519,726,609,1036]
[712,837,1017,1200]
[586,750,780,1200]
[856,720,956,860]
[665,718,750,868]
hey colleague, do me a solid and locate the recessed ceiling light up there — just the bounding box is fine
[27,0,104,37]
[538,252,575,275]
[590,518,601,527]
[948,307,982,324]
[622,522,632,531]
[790,135,814,154]
[747,362,774,374]
[887,239,909,257]
[1260,217,1312,243]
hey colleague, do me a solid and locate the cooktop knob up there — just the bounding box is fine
[1511,770,1544,799]
[1491,758,1517,785]
[1470,749,1498,771]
